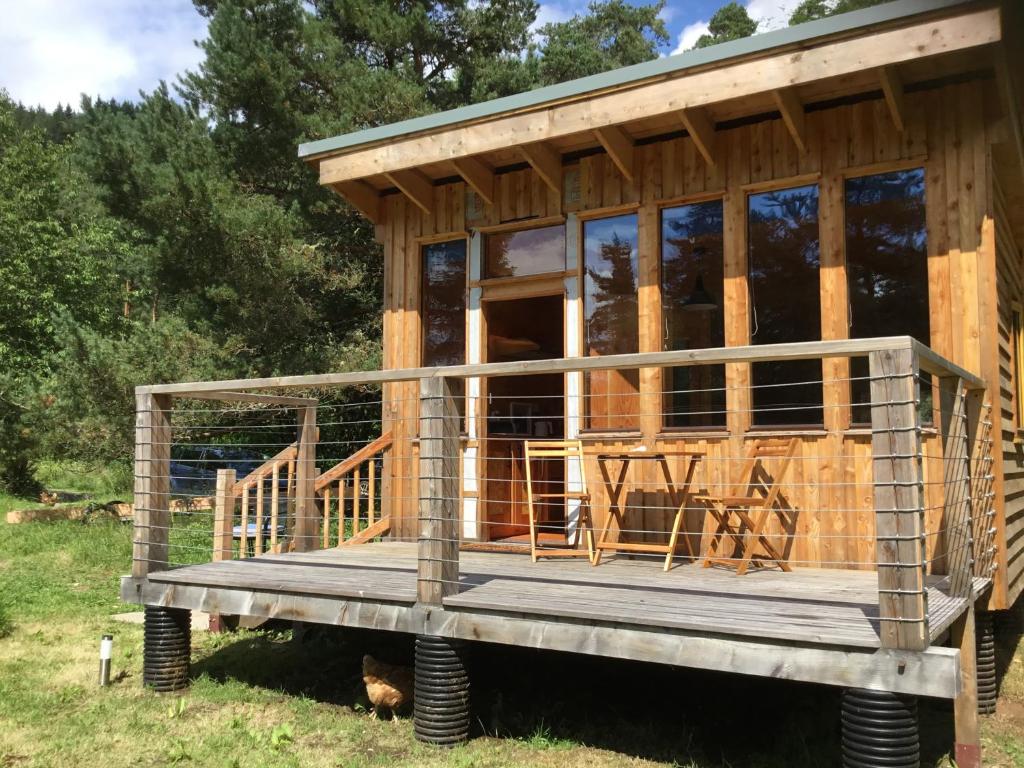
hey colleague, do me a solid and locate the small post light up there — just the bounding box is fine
[98,634,113,686]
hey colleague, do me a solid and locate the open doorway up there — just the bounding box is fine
[482,293,564,541]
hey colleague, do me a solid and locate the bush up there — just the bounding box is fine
[0,374,41,496]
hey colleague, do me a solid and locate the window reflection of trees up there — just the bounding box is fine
[748,185,823,425]
[846,169,928,422]
[422,240,467,368]
[584,214,640,430]
[662,200,726,428]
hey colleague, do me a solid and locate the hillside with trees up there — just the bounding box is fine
[0,0,887,492]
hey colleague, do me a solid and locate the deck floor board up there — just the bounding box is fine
[148,542,982,649]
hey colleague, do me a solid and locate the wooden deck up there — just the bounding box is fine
[123,542,987,701]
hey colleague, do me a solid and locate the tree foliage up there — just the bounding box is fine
[694,2,757,49]
[789,0,889,26]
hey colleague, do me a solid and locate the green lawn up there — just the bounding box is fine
[2,487,1024,767]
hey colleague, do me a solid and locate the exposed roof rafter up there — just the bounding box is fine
[594,125,635,181]
[679,107,717,168]
[451,156,495,206]
[385,168,434,214]
[331,181,381,223]
[520,142,563,195]
[772,87,808,154]
[879,65,907,133]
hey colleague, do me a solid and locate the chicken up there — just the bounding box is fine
[362,654,414,721]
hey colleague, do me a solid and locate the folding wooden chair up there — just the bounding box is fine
[698,438,798,575]
[523,440,596,563]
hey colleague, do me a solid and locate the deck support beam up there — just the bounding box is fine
[122,575,964,700]
[418,376,461,604]
[951,603,981,768]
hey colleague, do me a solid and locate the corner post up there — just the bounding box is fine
[869,347,928,650]
[132,392,172,578]
[213,469,237,562]
[293,405,318,552]
[418,376,460,604]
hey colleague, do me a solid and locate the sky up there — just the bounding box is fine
[0,0,807,111]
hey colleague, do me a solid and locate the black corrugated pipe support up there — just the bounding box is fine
[977,611,997,715]
[413,635,470,746]
[841,687,919,768]
[143,606,191,692]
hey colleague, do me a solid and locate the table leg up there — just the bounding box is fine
[661,456,698,571]
[594,458,629,566]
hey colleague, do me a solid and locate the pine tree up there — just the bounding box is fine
[694,2,758,49]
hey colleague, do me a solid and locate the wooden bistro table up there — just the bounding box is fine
[592,449,703,571]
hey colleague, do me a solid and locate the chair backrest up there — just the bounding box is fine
[730,438,799,507]
[523,440,588,496]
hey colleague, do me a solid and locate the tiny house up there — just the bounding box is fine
[125,2,1024,765]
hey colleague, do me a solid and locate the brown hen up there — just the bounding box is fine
[362,654,414,720]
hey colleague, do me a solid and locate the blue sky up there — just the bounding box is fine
[1,0,805,111]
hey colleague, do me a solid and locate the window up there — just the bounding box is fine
[421,239,467,367]
[584,213,640,430]
[484,225,565,279]
[748,184,822,426]
[1014,305,1024,431]
[845,169,928,423]
[661,200,726,428]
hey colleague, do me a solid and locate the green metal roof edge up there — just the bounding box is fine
[297,0,975,160]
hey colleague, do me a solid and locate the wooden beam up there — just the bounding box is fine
[124,576,964,700]
[869,347,928,651]
[520,142,562,195]
[593,125,635,182]
[176,391,317,407]
[772,87,807,154]
[331,180,381,223]
[951,606,981,768]
[451,156,495,206]
[138,336,985,395]
[417,377,460,603]
[679,107,717,168]
[384,168,433,214]
[132,392,171,578]
[292,406,318,552]
[316,8,1001,185]
[879,65,906,133]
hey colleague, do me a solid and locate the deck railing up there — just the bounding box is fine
[132,336,995,651]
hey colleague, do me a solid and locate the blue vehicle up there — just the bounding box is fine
[169,446,266,498]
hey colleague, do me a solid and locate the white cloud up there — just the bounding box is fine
[672,19,710,55]
[0,0,207,110]
[670,0,806,55]
[532,0,589,32]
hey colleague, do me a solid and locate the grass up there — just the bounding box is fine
[2,480,1024,766]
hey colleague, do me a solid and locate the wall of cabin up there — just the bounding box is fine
[375,78,1016,604]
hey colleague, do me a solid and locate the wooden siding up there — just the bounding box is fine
[377,81,1013,590]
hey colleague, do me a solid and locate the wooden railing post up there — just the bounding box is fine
[132,392,172,578]
[869,347,929,650]
[939,377,975,599]
[293,405,318,552]
[418,376,460,604]
[213,469,236,562]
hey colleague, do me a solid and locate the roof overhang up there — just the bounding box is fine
[300,0,1009,225]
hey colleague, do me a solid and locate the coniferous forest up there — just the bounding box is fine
[0,0,882,492]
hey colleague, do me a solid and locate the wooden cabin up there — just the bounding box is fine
[125,1,1024,765]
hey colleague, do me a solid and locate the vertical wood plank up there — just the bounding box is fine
[239,484,249,559]
[270,462,280,549]
[418,376,461,604]
[255,474,265,555]
[869,347,929,650]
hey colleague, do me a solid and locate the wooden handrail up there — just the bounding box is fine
[233,443,298,495]
[315,431,393,491]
